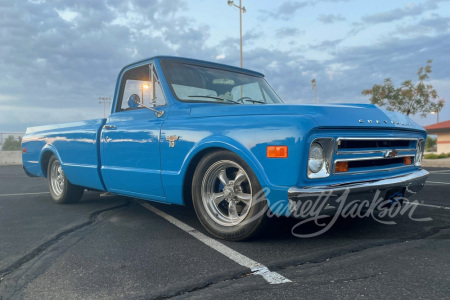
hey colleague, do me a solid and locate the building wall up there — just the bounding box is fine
[437,132,450,154]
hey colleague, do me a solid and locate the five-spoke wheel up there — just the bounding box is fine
[50,160,65,197]
[201,160,253,226]
[47,155,84,203]
[192,150,268,241]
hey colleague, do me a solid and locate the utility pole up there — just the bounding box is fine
[99,97,112,118]
[228,0,246,68]
[311,78,317,104]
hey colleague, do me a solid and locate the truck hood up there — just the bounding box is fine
[188,103,424,131]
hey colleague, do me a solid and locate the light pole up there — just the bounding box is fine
[311,78,317,104]
[98,97,112,118]
[431,110,440,123]
[228,0,246,68]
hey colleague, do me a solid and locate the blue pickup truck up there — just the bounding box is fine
[22,56,428,240]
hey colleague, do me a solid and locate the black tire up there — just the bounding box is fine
[192,150,269,241]
[47,155,84,204]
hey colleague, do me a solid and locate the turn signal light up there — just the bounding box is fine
[22,148,27,153]
[335,161,349,173]
[267,146,288,158]
[404,157,412,165]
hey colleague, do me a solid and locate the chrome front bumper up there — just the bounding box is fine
[288,169,429,214]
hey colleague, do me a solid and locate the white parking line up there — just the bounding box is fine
[405,202,450,210]
[139,201,292,285]
[0,192,50,197]
[426,181,450,185]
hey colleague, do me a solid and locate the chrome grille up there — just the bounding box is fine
[333,137,418,175]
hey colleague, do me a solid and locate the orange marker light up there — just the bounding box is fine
[404,157,412,165]
[22,148,27,153]
[267,146,288,158]
[335,161,349,173]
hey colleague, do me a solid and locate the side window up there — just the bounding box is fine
[118,64,166,112]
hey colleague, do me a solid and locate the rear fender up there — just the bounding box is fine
[39,144,62,177]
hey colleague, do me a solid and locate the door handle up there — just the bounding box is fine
[104,125,116,130]
[105,136,112,143]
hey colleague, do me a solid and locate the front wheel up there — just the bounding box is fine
[192,151,269,241]
[47,155,84,203]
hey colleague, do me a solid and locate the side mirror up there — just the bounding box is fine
[127,94,140,109]
[128,93,165,118]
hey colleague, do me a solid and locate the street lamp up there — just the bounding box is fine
[227,0,246,68]
[431,110,440,123]
[141,83,149,104]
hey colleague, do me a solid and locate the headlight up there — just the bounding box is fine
[307,138,334,179]
[415,139,425,166]
[308,143,324,173]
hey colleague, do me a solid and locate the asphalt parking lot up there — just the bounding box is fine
[0,165,449,299]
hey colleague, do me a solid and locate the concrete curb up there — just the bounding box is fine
[0,151,22,165]
[422,158,450,168]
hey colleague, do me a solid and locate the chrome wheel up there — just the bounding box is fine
[201,160,253,226]
[50,160,65,197]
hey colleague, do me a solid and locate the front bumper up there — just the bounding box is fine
[288,169,429,214]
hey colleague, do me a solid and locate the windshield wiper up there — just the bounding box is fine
[188,95,240,104]
[245,99,266,104]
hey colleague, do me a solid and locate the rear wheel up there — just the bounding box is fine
[47,155,84,203]
[192,150,268,241]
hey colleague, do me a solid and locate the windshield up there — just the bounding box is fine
[161,61,283,105]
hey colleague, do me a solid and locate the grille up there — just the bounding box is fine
[333,137,418,175]
[348,157,407,168]
[338,139,410,150]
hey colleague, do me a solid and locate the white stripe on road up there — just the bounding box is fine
[426,181,450,185]
[0,192,50,197]
[139,201,292,285]
[405,202,450,210]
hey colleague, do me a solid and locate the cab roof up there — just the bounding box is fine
[121,56,265,78]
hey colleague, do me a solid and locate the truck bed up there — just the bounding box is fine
[22,118,107,191]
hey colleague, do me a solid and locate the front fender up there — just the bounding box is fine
[183,136,270,188]
[160,114,318,215]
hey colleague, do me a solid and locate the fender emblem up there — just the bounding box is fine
[385,150,399,158]
[166,135,179,147]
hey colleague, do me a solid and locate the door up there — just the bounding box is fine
[100,62,167,201]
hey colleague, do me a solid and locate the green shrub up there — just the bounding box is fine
[424,153,450,159]
[425,136,437,151]
[1,135,22,151]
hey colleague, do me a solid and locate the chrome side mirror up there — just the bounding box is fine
[130,95,165,118]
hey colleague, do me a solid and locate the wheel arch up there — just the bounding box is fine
[39,145,62,178]
[180,140,270,206]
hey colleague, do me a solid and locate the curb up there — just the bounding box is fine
[0,151,22,165]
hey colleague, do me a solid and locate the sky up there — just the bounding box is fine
[1,0,450,133]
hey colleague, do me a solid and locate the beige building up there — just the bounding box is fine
[424,120,450,154]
